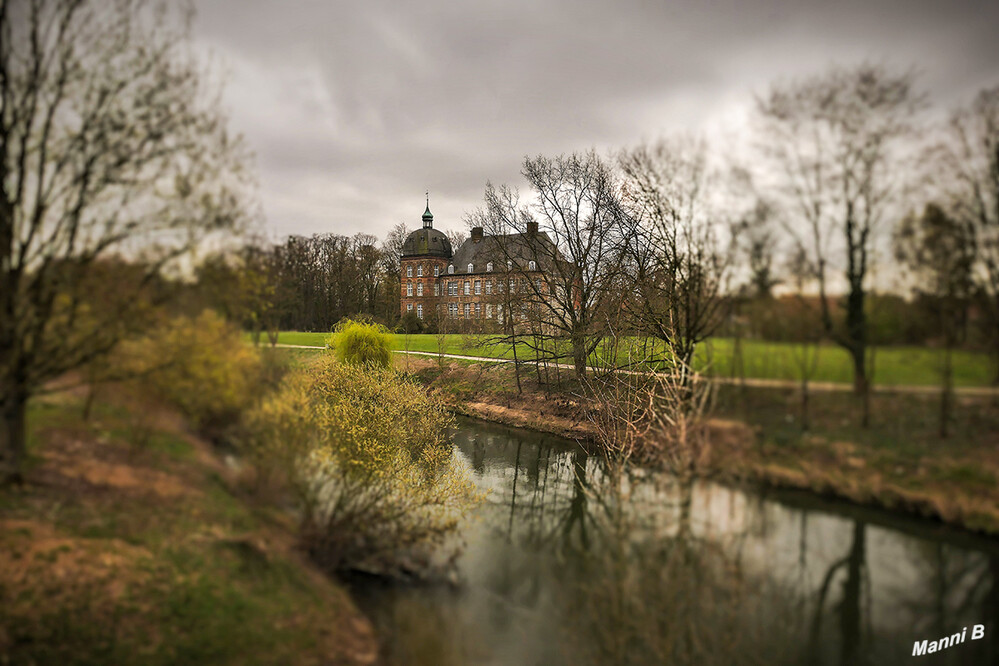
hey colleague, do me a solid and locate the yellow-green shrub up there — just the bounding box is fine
[117,310,263,433]
[327,319,392,368]
[242,355,478,575]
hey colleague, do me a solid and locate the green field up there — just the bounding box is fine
[252,331,996,388]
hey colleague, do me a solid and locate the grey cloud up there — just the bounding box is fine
[192,0,999,240]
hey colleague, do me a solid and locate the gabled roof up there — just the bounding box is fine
[448,231,560,275]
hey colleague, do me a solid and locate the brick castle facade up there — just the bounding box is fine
[399,201,552,326]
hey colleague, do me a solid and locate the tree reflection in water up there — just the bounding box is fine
[352,418,999,666]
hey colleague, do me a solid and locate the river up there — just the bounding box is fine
[347,416,999,665]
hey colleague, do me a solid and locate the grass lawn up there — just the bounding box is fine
[254,331,996,388]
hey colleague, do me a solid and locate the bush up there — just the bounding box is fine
[116,310,264,436]
[242,355,478,576]
[398,310,424,335]
[328,319,392,368]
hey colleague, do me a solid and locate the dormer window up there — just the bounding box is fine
[467,263,474,273]
[448,264,454,274]
[487,262,493,272]
[529,260,536,271]
[507,260,512,271]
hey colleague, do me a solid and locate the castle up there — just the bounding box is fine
[399,201,556,325]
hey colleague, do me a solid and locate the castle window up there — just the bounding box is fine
[475,303,481,318]
[406,265,412,278]
[487,262,493,272]
[463,303,470,319]
[417,282,423,296]
[417,265,423,277]
[486,304,493,318]
[507,260,512,271]
[406,283,413,297]
[535,278,542,292]
[434,283,440,296]
[485,280,492,295]
[434,266,440,277]
[529,260,536,271]
[467,263,473,273]
[407,303,413,311]
[417,304,423,319]
[464,281,470,295]
[509,278,516,293]
[474,280,481,295]
[448,264,454,274]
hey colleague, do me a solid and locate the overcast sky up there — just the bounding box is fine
[192,0,999,242]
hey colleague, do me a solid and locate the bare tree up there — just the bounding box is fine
[445,227,466,252]
[618,137,730,378]
[755,64,923,425]
[735,198,781,300]
[935,85,999,383]
[728,191,780,391]
[430,298,450,369]
[894,204,975,437]
[378,222,409,322]
[784,247,824,431]
[0,0,251,483]
[470,151,630,380]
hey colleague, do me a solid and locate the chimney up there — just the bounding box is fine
[527,221,539,235]
[471,226,483,243]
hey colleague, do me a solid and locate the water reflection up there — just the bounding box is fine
[349,417,999,665]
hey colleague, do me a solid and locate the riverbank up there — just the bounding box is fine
[404,356,999,535]
[0,385,377,665]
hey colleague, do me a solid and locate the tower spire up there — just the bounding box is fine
[422,191,434,228]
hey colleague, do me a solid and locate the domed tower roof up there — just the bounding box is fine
[401,227,452,258]
[402,197,452,258]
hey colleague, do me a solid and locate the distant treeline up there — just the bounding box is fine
[189,231,993,352]
[194,230,407,334]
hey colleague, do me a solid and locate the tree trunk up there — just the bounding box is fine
[1,390,28,486]
[940,344,953,439]
[845,281,870,429]
[849,345,870,427]
[801,376,810,432]
[992,308,999,387]
[571,330,587,380]
[508,318,523,394]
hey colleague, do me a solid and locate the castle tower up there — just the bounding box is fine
[400,196,452,319]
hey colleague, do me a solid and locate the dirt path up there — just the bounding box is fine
[271,343,999,397]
